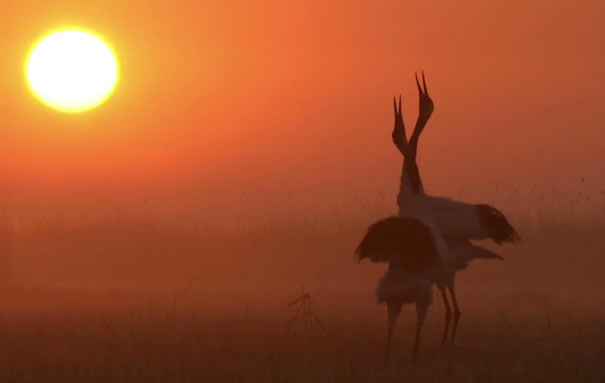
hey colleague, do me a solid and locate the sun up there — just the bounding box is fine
[26,29,119,113]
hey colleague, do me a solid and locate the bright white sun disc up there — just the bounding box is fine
[26,29,118,113]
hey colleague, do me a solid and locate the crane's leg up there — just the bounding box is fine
[447,282,461,346]
[439,285,452,347]
[412,300,429,363]
[385,299,403,363]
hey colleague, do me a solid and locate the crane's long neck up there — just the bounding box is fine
[393,105,429,215]
[397,154,425,216]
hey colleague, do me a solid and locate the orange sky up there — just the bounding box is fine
[0,0,604,218]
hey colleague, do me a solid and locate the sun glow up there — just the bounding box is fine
[26,29,119,113]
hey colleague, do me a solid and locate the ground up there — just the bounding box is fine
[0,286,603,383]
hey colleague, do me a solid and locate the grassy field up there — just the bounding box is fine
[0,294,603,382]
[0,190,603,382]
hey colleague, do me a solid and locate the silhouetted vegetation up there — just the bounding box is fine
[0,187,603,381]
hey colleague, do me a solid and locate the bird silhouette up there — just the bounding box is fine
[356,215,442,363]
[356,73,520,363]
[392,72,519,346]
[356,74,450,362]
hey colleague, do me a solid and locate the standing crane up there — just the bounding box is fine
[392,73,519,346]
[356,73,520,362]
[356,75,451,362]
[356,215,443,362]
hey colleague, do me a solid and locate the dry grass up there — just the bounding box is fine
[0,188,603,382]
[0,298,603,383]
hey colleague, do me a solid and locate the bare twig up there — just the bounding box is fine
[165,274,200,321]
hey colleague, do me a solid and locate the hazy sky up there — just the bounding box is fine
[0,0,603,218]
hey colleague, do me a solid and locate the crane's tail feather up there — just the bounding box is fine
[475,204,521,244]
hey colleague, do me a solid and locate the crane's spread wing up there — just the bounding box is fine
[355,216,439,271]
[447,240,503,271]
